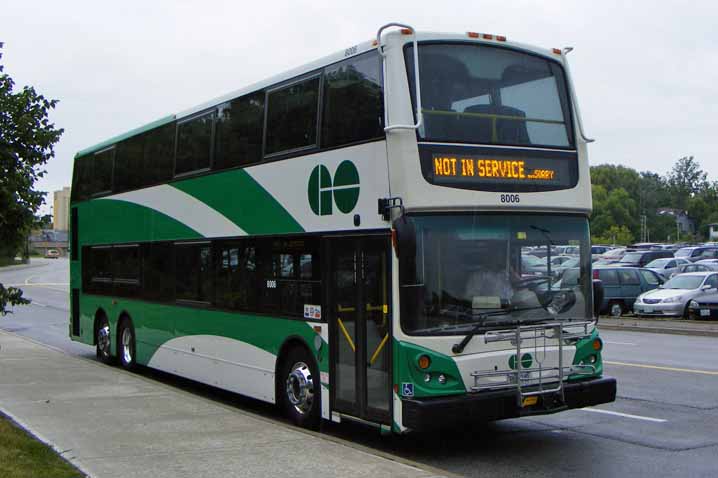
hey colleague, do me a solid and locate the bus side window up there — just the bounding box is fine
[175,112,214,176]
[175,242,213,303]
[265,76,320,156]
[322,51,384,148]
[214,92,265,170]
[143,242,174,302]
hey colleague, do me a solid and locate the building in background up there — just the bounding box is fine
[53,186,71,231]
[657,208,696,238]
[708,224,718,241]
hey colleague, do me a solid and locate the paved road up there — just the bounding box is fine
[2,259,717,477]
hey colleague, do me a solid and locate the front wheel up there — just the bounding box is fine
[117,318,137,371]
[279,347,321,430]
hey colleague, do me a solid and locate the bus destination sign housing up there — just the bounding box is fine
[418,144,578,192]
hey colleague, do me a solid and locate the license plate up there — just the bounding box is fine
[701,309,710,317]
[522,396,538,407]
[643,307,653,313]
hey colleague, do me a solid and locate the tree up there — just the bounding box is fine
[0,46,63,314]
[667,156,708,210]
[592,225,634,246]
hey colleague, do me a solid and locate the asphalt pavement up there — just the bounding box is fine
[2,259,718,477]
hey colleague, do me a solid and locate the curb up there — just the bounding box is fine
[599,324,718,338]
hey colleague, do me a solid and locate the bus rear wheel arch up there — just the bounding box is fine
[117,315,137,371]
[277,343,321,430]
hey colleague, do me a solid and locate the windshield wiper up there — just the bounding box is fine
[451,305,560,354]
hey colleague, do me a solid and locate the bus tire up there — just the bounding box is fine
[117,317,137,371]
[279,346,321,430]
[95,314,113,365]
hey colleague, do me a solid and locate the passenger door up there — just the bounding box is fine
[329,236,392,424]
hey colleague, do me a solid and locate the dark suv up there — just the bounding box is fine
[594,266,664,316]
[617,250,674,267]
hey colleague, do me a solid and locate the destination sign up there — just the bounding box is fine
[418,145,577,192]
[432,156,559,182]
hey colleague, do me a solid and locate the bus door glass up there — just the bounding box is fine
[330,236,391,423]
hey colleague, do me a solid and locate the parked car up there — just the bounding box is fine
[633,272,718,318]
[594,247,628,265]
[593,266,664,317]
[45,249,60,259]
[688,294,718,320]
[644,257,691,278]
[591,245,613,261]
[616,250,673,268]
[669,262,718,279]
[674,246,718,262]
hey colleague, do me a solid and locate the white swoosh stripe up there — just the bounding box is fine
[105,185,246,238]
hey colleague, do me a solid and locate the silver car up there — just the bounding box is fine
[645,257,691,279]
[634,272,718,318]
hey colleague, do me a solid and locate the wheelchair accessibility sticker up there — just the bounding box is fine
[401,382,414,397]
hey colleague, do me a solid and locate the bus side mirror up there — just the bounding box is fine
[593,279,604,321]
[393,216,417,284]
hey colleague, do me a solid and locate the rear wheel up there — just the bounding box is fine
[279,346,321,430]
[608,301,624,318]
[117,318,137,371]
[95,315,113,364]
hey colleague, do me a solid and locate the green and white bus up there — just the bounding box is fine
[69,24,616,433]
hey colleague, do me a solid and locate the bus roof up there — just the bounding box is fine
[76,30,564,158]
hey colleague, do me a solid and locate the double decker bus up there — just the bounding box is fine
[69,24,616,433]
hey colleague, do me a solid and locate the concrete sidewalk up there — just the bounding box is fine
[599,316,718,337]
[0,331,445,478]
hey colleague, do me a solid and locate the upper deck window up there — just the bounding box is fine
[265,76,320,156]
[405,43,574,149]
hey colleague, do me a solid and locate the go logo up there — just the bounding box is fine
[307,160,360,216]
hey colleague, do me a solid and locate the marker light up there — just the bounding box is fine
[552,48,562,55]
[424,373,431,383]
[482,34,493,40]
[496,35,507,42]
[467,32,479,38]
[401,28,413,35]
[592,338,603,351]
[438,374,447,384]
[418,355,431,369]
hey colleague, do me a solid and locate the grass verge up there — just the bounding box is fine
[0,414,83,478]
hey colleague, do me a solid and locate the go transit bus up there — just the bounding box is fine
[69,24,616,433]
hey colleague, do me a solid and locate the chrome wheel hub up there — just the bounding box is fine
[121,328,133,364]
[286,362,314,415]
[97,324,110,357]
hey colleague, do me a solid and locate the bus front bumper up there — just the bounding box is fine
[402,376,616,431]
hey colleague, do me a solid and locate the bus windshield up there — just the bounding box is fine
[398,214,591,335]
[405,43,574,148]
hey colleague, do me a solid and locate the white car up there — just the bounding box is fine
[644,257,691,278]
[634,272,718,318]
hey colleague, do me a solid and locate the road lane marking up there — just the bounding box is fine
[604,341,636,346]
[605,360,718,376]
[581,407,667,423]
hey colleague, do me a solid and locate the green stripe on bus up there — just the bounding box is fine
[172,169,304,235]
[76,199,202,244]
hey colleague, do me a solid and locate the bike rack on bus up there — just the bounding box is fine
[376,23,423,132]
[471,321,595,408]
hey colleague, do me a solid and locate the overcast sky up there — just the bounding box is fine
[3,0,717,216]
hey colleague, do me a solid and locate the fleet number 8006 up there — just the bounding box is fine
[500,194,520,204]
